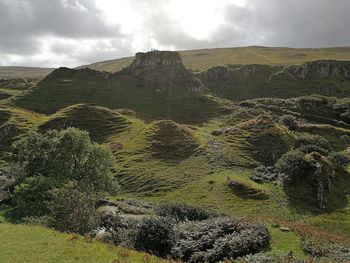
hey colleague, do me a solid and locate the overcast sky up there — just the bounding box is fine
[1,0,349,68]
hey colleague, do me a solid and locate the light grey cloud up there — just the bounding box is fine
[0,0,349,67]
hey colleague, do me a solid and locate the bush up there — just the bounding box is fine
[295,135,332,155]
[328,152,350,170]
[171,217,270,263]
[275,150,313,184]
[279,115,298,130]
[47,184,98,234]
[250,165,283,184]
[156,203,216,222]
[98,211,136,245]
[133,217,175,257]
[12,176,52,218]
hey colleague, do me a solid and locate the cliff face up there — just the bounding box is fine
[273,60,350,80]
[122,50,205,93]
[130,51,183,70]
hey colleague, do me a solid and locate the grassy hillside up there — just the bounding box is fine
[0,66,54,79]
[12,67,229,124]
[0,223,169,263]
[80,46,350,73]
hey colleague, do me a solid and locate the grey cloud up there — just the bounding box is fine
[0,0,123,59]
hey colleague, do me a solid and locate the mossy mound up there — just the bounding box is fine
[39,104,130,143]
[214,115,293,165]
[146,120,199,160]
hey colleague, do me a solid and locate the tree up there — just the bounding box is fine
[11,128,117,219]
[12,128,115,193]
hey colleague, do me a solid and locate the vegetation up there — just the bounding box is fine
[2,48,350,262]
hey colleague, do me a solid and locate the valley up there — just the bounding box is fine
[1,48,350,262]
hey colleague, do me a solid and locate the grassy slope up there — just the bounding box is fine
[0,223,169,263]
[11,68,226,124]
[0,66,54,79]
[81,46,350,73]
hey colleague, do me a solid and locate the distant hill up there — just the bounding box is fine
[0,66,54,79]
[78,46,350,73]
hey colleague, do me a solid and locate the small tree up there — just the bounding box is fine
[11,128,117,219]
[48,183,98,234]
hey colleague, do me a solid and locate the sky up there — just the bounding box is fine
[0,0,349,68]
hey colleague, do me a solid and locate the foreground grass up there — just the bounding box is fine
[0,223,170,263]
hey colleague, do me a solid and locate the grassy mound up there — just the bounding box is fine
[13,67,225,124]
[146,120,199,160]
[39,104,130,143]
[0,223,169,263]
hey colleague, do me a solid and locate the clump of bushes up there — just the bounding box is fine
[279,114,299,130]
[156,203,216,222]
[274,134,349,210]
[295,134,332,155]
[133,217,175,257]
[250,165,283,184]
[9,128,117,234]
[171,217,270,263]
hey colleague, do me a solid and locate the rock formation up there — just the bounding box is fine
[121,50,205,93]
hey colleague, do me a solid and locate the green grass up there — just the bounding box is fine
[0,66,54,78]
[0,223,169,263]
[12,68,226,124]
[82,46,350,73]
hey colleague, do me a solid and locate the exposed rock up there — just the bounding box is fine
[198,66,237,82]
[0,169,15,202]
[129,51,182,70]
[272,60,350,81]
[122,50,205,93]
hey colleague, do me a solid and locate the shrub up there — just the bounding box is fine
[12,176,52,218]
[98,211,136,245]
[275,149,313,184]
[47,184,98,235]
[250,165,283,184]
[156,203,216,222]
[133,217,175,257]
[171,217,270,263]
[295,135,332,155]
[279,115,298,130]
[328,152,350,170]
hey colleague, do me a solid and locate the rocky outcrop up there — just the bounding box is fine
[0,169,15,202]
[272,60,350,81]
[121,50,205,93]
[198,66,237,82]
[129,51,183,70]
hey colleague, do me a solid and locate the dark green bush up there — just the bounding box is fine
[275,149,313,184]
[171,217,270,262]
[47,184,98,235]
[279,114,298,130]
[12,176,52,218]
[295,134,332,155]
[156,203,216,222]
[133,217,175,257]
[328,152,350,170]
